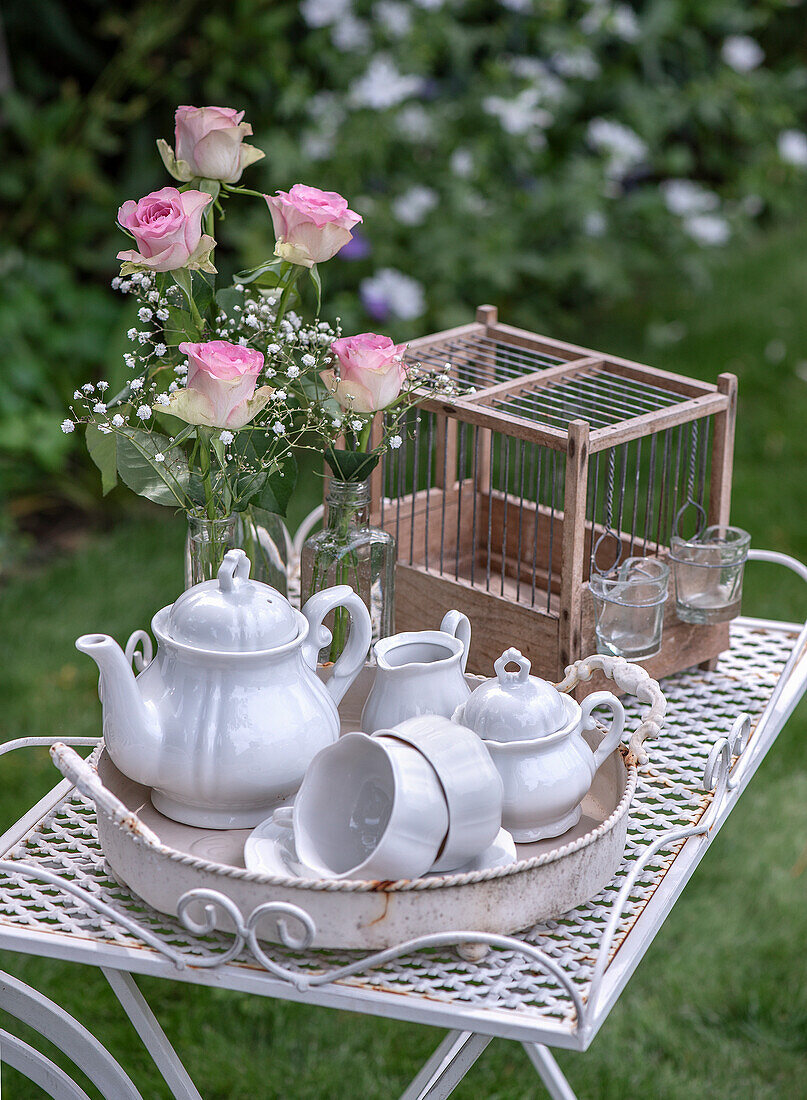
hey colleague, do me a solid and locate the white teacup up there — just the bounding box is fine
[293,732,449,881]
[374,715,503,873]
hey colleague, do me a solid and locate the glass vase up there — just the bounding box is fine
[185,510,289,592]
[300,477,395,662]
[185,514,239,587]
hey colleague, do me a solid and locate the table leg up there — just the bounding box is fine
[102,969,203,1100]
[0,969,141,1099]
[0,1027,91,1100]
[523,1043,578,1100]
[400,1029,493,1099]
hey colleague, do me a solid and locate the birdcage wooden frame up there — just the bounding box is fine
[367,306,737,690]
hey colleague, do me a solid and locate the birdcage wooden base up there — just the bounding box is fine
[394,562,729,691]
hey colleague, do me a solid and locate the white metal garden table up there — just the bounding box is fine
[0,549,805,1100]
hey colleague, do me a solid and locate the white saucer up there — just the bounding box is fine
[244,813,517,881]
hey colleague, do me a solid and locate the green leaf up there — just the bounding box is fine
[309,265,322,314]
[116,429,191,508]
[192,272,216,319]
[163,305,199,346]
[86,424,118,495]
[171,268,195,314]
[197,179,221,203]
[254,454,297,516]
[213,287,241,319]
[325,447,380,482]
[234,259,284,286]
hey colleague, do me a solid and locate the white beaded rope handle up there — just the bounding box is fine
[554,654,666,766]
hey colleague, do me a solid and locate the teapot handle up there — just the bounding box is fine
[580,691,626,771]
[300,585,372,707]
[439,610,472,673]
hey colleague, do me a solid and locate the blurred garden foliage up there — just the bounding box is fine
[2,0,807,522]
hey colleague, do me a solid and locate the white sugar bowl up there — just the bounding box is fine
[453,648,625,842]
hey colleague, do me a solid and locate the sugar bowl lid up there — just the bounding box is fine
[165,549,298,652]
[459,648,569,742]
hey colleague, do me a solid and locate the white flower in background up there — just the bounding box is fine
[499,0,532,11]
[154,343,167,357]
[351,417,364,431]
[93,402,106,413]
[484,89,552,136]
[301,354,316,367]
[307,92,346,129]
[155,393,171,406]
[587,118,648,178]
[350,56,423,109]
[778,129,807,167]
[137,404,151,419]
[300,0,350,26]
[583,211,607,237]
[450,148,474,177]
[361,267,425,320]
[332,15,371,51]
[97,381,109,391]
[660,179,720,217]
[389,434,403,448]
[130,377,144,391]
[138,307,152,322]
[413,0,444,7]
[219,430,235,445]
[154,453,165,463]
[82,383,94,393]
[73,390,82,399]
[683,214,731,247]
[508,58,566,104]
[272,421,286,435]
[302,132,335,161]
[721,35,764,73]
[396,104,434,140]
[61,419,74,433]
[112,414,125,427]
[375,0,411,36]
[581,3,640,42]
[156,308,169,322]
[393,185,439,225]
[552,48,600,80]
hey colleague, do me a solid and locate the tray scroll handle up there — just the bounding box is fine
[555,655,666,766]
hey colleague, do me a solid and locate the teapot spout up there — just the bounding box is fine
[76,633,162,787]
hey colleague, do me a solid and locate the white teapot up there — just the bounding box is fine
[453,648,625,842]
[76,550,372,829]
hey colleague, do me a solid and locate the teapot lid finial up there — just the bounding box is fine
[217,549,250,592]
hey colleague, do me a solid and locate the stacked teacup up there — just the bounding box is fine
[294,718,503,880]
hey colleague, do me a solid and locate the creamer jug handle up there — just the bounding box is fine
[301,586,373,706]
[439,610,472,673]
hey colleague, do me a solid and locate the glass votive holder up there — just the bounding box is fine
[589,557,670,660]
[669,525,750,624]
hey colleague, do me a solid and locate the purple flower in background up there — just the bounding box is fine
[360,268,425,321]
[340,230,372,260]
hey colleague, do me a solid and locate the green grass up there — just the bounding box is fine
[2,225,807,1097]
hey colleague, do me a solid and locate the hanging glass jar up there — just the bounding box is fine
[184,509,289,592]
[300,477,395,662]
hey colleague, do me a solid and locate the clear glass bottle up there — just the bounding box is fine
[185,511,289,593]
[300,477,395,662]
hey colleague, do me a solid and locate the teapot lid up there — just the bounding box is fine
[460,648,569,742]
[165,550,298,652]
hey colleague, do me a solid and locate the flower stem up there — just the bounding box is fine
[197,428,216,520]
[275,266,301,326]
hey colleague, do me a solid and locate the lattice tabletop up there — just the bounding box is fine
[0,619,802,1056]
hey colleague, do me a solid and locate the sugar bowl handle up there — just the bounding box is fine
[580,691,625,770]
[301,585,373,706]
[439,610,472,673]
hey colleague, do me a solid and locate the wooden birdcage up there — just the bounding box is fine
[369,305,737,689]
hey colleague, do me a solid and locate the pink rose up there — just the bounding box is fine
[320,333,408,413]
[165,341,274,429]
[117,187,215,274]
[265,184,362,268]
[157,106,265,183]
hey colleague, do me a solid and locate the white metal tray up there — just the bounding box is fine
[52,658,663,950]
